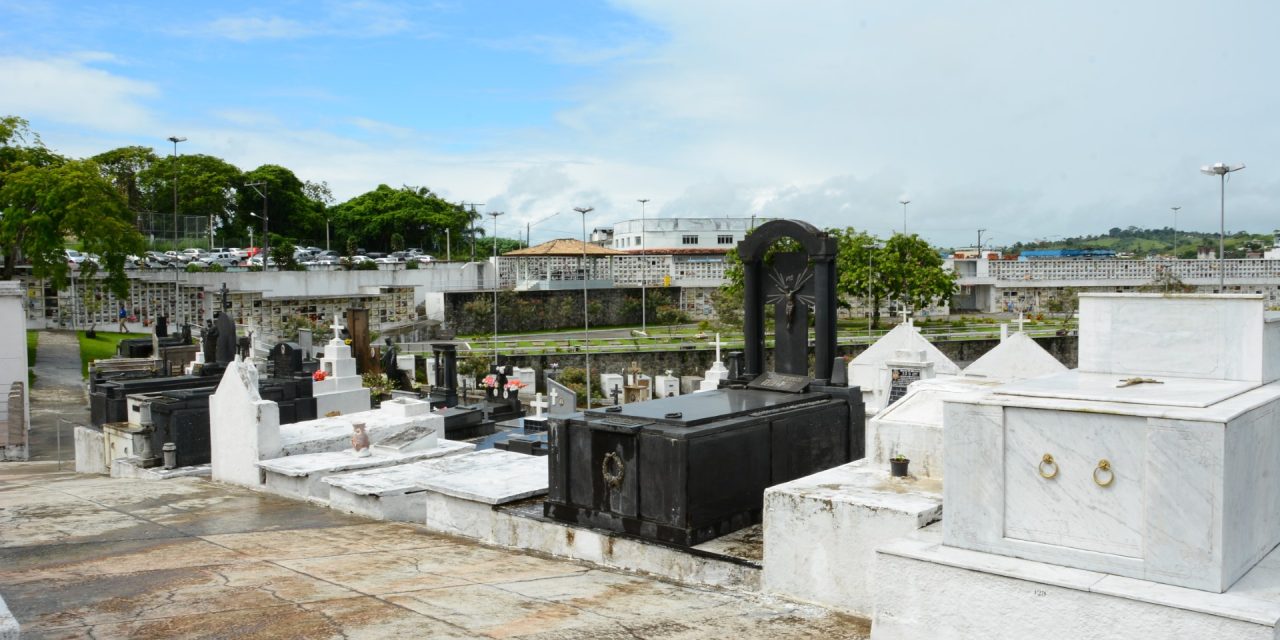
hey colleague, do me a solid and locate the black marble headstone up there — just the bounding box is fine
[271,342,302,377]
[214,311,236,364]
[737,219,838,384]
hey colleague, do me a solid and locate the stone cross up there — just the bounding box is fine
[549,387,560,408]
[330,313,345,339]
[899,306,911,325]
[530,392,548,418]
[1016,313,1026,333]
[711,333,727,363]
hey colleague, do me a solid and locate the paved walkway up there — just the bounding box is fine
[0,464,868,639]
[27,330,87,463]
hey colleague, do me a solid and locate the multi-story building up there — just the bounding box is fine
[608,217,764,252]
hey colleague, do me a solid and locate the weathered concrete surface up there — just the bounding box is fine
[26,330,87,463]
[0,463,869,639]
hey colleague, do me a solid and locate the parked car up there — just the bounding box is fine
[197,251,242,268]
[65,249,87,267]
[410,254,436,264]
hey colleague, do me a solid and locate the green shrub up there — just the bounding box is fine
[185,263,205,273]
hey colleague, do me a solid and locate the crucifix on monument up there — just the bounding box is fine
[738,220,839,382]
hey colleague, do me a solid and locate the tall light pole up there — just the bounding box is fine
[489,211,504,365]
[899,198,911,235]
[977,228,987,256]
[168,136,185,322]
[1170,206,1181,259]
[245,182,269,271]
[1200,163,1246,291]
[574,206,594,408]
[637,198,650,335]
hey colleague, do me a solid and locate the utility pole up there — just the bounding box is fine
[168,135,186,322]
[977,229,987,256]
[1170,206,1181,258]
[245,182,269,271]
[575,206,595,408]
[489,211,504,365]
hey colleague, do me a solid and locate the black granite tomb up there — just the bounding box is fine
[544,219,864,546]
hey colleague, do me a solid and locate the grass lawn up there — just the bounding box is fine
[77,331,150,378]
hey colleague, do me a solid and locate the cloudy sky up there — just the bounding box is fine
[2,0,1277,248]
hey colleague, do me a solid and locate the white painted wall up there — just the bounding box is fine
[209,359,281,488]
[0,282,28,437]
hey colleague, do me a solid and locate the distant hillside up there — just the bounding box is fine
[1007,226,1274,259]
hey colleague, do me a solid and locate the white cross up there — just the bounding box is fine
[711,332,727,362]
[899,306,911,325]
[1016,313,1026,333]
[531,392,548,418]
[549,387,561,408]
[330,313,345,336]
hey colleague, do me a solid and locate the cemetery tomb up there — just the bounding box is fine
[324,449,546,522]
[944,294,1280,593]
[600,373,625,404]
[545,219,865,546]
[258,409,471,502]
[847,321,960,415]
[864,332,1067,478]
[312,314,371,416]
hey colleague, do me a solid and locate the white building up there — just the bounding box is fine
[609,217,766,252]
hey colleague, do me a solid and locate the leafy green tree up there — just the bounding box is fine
[329,185,473,253]
[90,146,158,211]
[390,232,405,252]
[877,233,957,320]
[138,153,242,241]
[1044,287,1081,321]
[829,227,887,327]
[268,234,303,270]
[0,159,145,296]
[236,165,323,246]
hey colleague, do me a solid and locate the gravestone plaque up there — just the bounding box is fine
[546,377,577,416]
[747,371,810,394]
[886,366,922,406]
[271,342,303,377]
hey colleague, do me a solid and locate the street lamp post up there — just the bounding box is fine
[1200,162,1246,291]
[245,182,269,271]
[489,211,504,365]
[167,136,186,322]
[1171,206,1180,259]
[637,198,650,335]
[574,206,594,408]
[899,198,911,235]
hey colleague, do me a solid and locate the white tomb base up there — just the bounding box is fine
[872,525,1280,640]
[258,440,473,502]
[763,460,942,615]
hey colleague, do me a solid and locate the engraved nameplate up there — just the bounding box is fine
[747,372,811,394]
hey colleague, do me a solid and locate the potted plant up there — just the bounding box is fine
[890,454,911,478]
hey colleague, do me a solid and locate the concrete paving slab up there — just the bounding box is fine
[0,465,868,639]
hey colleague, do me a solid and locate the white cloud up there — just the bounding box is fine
[0,56,157,133]
[204,15,311,41]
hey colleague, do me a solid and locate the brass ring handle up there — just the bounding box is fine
[1093,459,1114,488]
[1038,454,1058,479]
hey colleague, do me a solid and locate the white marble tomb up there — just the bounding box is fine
[944,293,1280,593]
[848,322,960,415]
[312,314,371,416]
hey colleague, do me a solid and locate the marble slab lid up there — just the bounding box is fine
[995,369,1258,408]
